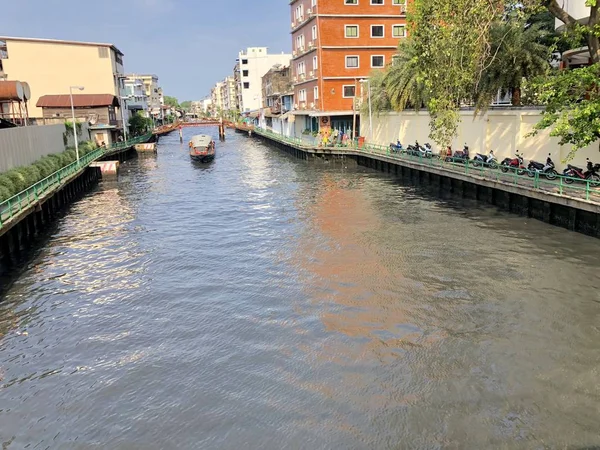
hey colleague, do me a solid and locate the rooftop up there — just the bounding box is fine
[37,94,120,108]
[0,36,124,56]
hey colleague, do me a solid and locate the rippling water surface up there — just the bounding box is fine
[1,129,600,449]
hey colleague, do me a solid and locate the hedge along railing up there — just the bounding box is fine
[253,128,600,203]
[0,133,152,229]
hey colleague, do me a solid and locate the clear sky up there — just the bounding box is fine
[2,0,291,101]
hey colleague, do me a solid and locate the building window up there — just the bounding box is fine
[371,0,384,3]
[312,0,317,6]
[297,61,306,76]
[345,55,359,68]
[314,86,319,100]
[345,0,358,4]
[312,25,317,41]
[371,25,384,38]
[392,24,406,38]
[345,25,359,38]
[242,59,248,65]
[243,70,249,77]
[299,89,307,102]
[313,55,318,70]
[393,0,405,4]
[343,85,356,97]
[243,82,250,89]
[371,55,385,68]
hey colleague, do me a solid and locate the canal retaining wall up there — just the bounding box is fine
[252,130,600,238]
[0,166,102,276]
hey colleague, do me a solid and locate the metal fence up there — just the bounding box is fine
[0,134,151,229]
[254,128,600,203]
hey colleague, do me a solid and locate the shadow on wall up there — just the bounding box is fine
[363,110,599,171]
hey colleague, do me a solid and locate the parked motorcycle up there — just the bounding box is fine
[446,144,470,163]
[500,153,526,175]
[527,154,558,180]
[389,140,404,153]
[406,141,433,158]
[472,150,498,169]
[562,159,600,185]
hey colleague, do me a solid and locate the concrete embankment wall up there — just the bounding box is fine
[361,109,599,172]
[0,123,91,173]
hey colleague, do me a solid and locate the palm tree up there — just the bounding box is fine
[475,19,551,109]
[384,39,428,112]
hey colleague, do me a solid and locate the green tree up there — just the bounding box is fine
[530,64,600,156]
[475,18,552,109]
[180,100,192,110]
[385,39,428,112]
[128,112,152,136]
[164,96,179,108]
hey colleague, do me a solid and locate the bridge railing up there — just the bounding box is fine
[253,127,600,203]
[0,133,152,229]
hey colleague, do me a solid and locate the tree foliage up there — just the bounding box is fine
[163,96,179,108]
[530,63,600,155]
[128,112,152,136]
[373,0,599,154]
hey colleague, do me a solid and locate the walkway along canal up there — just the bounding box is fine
[251,128,600,237]
[0,128,599,448]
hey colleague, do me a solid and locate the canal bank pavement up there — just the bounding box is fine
[253,128,600,206]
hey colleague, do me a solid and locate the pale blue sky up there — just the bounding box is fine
[3,0,291,101]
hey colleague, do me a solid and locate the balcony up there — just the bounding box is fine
[291,6,317,32]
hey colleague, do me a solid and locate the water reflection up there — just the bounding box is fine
[0,133,599,449]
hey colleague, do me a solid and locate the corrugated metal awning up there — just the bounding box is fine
[37,94,120,108]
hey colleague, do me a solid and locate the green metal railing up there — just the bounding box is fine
[254,127,600,203]
[0,134,152,229]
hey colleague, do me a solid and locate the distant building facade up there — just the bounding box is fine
[235,47,292,112]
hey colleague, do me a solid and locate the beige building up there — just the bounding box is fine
[0,36,125,119]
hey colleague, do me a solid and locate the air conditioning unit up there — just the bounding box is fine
[299,46,305,53]
[300,102,306,110]
[307,8,312,15]
[309,71,314,77]
[310,102,315,108]
[299,15,304,22]
[400,4,407,14]
[291,22,295,28]
[294,103,299,109]
[292,50,297,57]
[308,41,314,48]
[293,76,298,82]
[300,73,306,80]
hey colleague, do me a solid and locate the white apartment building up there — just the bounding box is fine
[555,1,593,68]
[235,47,291,112]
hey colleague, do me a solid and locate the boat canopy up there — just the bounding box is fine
[190,134,213,148]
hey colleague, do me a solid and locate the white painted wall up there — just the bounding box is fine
[361,109,599,171]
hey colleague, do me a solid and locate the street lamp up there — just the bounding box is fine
[360,78,372,140]
[119,96,128,142]
[69,85,85,162]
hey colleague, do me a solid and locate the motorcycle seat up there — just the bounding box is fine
[568,164,581,171]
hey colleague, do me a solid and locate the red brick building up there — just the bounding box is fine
[290,0,407,134]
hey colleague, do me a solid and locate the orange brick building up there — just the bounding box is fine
[290,0,407,135]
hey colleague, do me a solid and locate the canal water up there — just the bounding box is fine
[1,129,599,449]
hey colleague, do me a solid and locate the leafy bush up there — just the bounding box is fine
[5,170,28,193]
[0,185,12,202]
[0,140,99,203]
